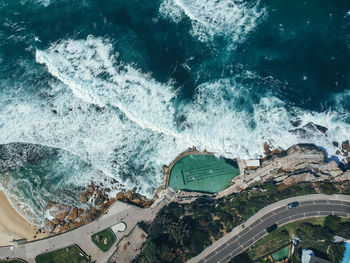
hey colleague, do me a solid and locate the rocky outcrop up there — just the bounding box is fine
[218,144,347,198]
[43,182,120,234]
[67,207,78,221]
[42,219,55,233]
[48,203,72,220]
[115,189,154,207]
[79,193,88,204]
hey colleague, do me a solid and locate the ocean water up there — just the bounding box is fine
[0,0,350,224]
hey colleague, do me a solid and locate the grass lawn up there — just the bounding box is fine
[91,228,116,252]
[35,245,88,263]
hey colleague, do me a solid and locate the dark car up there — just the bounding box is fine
[287,201,299,209]
[266,223,277,232]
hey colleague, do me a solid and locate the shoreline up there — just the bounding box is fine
[0,190,47,246]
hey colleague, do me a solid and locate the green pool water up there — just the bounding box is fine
[168,154,240,193]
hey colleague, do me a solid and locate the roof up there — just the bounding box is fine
[302,249,314,263]
[245,159,260,167]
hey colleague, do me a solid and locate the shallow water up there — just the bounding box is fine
[0,0,349,223]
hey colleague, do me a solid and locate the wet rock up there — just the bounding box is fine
[125,190,133,200]
[289,122,328,138]
[79,194,88,204]
[88,207,102,221]
[47,201,56,209]
[342,140,350,152]
[115,190,153,207]
[133,198,142,206]
[263,142,271,155]
[67,207,78,221]
[52,225,61,234]
[59,224,69,234]
[86,185,95,196]
[116,191,124,200]
[94,196,104,206]
[43,219,55,233]
[77,208,84,217]
[49,204,72,220]
[333,141,339,148]
[107,198,115,206]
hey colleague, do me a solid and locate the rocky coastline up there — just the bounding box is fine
[41,126,350,236]
[42,184,154,235]
[218,141,350,198]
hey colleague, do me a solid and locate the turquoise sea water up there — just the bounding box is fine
[0,0,349,223]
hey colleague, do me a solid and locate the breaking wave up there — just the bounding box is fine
[1,35,350,223]
[159,0,266,45]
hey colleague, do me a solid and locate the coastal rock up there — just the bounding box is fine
[218,144,346,198]
[263,142,271,155]
[49,204,72,220]
[289,122,328,139]
[115,190,153,207]
[77,208,84,217]
[88,207,102,221]
[79,194,88,204]
[125,190,133,200]
[86,185,95,196]
[67,207,78,221]
[43,219,55,233]
[342,140,350,152]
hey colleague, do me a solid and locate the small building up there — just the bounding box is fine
[245,159,261,169]
[302,249,314,263]
[302,249,332,263]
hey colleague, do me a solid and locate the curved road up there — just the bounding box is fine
[189,195,350,263]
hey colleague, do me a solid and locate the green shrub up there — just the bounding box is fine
[320,183,337,195]
[329,242,345,263]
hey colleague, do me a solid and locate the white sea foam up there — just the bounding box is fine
[159,0,266,44]
[35,36,178,136]
[1,35,350,223]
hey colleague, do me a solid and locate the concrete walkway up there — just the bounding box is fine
[188,194,350,263]
[0,194,170,263]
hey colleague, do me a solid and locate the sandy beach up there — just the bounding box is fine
[0,190,47,246]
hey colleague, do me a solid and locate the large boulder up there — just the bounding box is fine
[67,207,78,221]
[342,140,350,152]
[43,219,55,233]
[49,204,72,220]
[79,194,88,204]
[86,185,95,196]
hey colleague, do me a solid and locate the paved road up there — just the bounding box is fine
[189,194,350,263]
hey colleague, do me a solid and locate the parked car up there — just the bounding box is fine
[266,223,277,232]
[287,201,299,209]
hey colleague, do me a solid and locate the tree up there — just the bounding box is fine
[143,241,157,263]
[297,223,315,238]
[230,252,252,263]
[324,215,341,232]
[329,242,345,263]
[320,183,337,195]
